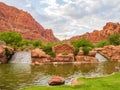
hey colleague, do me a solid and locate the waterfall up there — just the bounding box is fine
[9,51,31,64]
[95,53,108,62]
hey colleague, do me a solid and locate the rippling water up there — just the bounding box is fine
[0,62,120,90]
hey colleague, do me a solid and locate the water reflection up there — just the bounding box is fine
[0,62,120,90]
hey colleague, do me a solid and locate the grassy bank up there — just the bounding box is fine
[21,72,120,90]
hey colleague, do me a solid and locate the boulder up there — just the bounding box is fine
[48,76,65,86]
[31,48,50,64]
[31,48,48,58]
[52,44,75,55]
[88,50,97,57]
[0,45,14,63]
[77,50,83,56]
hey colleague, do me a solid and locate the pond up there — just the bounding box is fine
[0,62,120,90]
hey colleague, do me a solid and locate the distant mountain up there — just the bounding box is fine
[0,2,59,42]
[67,22,120,43]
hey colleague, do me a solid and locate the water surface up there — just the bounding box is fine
[0,62,120,90]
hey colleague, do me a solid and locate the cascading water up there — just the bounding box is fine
[9,51,31,64]
[95,53,108,62]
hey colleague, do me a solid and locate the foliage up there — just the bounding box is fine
[96,40,110,48]
[71,38,94,48]
[42,43,56,57]
[74,47,79,56]
[21,72,120,90]
[5,48,12,59]
[71,38,94,56]
[108,33,120,45]
[0,31,22,46]
[33,40,42,47]
[82,47,92,55]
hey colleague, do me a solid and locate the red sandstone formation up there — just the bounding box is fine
[31,48,50,64]
[48,76,65,86]
[95,45,120,61]
[76,50,98,63]
[0,2,59,42]
[68,22,120,43]
[52,44,75,55]
[0,45,14,63]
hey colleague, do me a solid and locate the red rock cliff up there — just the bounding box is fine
[0,2,59,42]
[68,22,120,43]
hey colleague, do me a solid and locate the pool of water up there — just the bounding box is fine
[0,62,120,90]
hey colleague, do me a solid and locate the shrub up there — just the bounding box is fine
[108,33,120,45]
[33,40,42,47]
[71,37,94,48]
[96,40,110,47]
[42,43,55,57]
[0,31,22,46]
[82,47,91,55]
[71,38,94,56]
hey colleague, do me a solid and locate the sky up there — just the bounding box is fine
[0,0,120,40]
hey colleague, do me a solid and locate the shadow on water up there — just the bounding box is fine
[0,61,120,90]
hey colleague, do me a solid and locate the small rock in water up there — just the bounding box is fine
[48,76,65,86]
[71,78,84,86]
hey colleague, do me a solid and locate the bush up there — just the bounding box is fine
[108,33,120,45]
[71,38,94,48]
[42,43,55,57]
[71,38,94,56]
[33,40,42,47]
[82,47,92,55]
[0,31,22,46]
[74,47,79,56]
[96,40,110,47]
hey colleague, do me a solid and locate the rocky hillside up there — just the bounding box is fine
[0,2,59,42]
[68,22,120,43]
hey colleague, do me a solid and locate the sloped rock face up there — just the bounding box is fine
[0,2,59,42]
[69,22,120,43]
[96,45,120,61]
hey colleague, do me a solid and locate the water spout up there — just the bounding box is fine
[9,51,31,64]
[95,53,108,62]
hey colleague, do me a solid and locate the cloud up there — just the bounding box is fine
[0,0,120,40]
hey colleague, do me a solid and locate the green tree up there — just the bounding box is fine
[71,38,94,55]
[0,31,22,46]
[96,40,110,48]
[108,33,120,45]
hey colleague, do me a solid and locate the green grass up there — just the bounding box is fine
[21,72,120,90]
